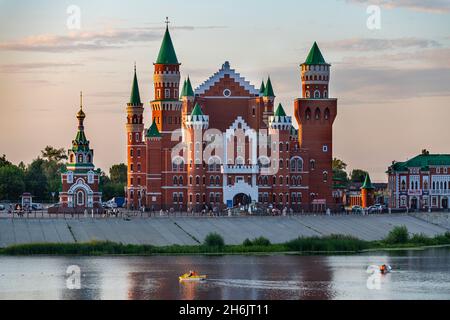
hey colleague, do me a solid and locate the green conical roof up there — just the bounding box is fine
[191,103,204,116]
[361,174,374,190]
[263,77,275,97]
[180,77,194,97]
[304,42,327,65]
[156,26,179,64]
[146,120,161,138]
[180,79,187,98]
[259,81,265,94]
[129,65,141,105]
[274,103,287,117]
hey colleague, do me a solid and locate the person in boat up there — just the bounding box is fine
[188,270,198,277]
[380,264,387,274]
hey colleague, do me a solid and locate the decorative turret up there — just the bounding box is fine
[263,76,275,97]
[300,42,330,99]
[185,103,209,129]
[259,80,265,96]
[180,76,194,98]
[361,174,375,208]
[269,103,292,130]
[146,119,161,138]
[151,18,182,133]
[67,92,94,172]
[129,64,142,106]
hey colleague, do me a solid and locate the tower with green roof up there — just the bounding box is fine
[151,21,182,135]
[361,174,375,208]
[262,76,276,126]
[294,41,337,209]
[125,64,146,210]
[60,92,102,211]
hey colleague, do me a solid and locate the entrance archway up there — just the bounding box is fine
[233,193,251,207]
[442,198,449,209]
[410,197,418,210]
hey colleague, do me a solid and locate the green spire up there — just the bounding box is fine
[259,80,265,94]
[361,174,375,190]
[263,77,275,97]
[180,77,194,97]
[156,26,179,64]
[274,103,287,117]
[129,64,141,105]
[191,103,204,116]
[180,79,187,98]
[304,42,327,65]
[146,119,161,138]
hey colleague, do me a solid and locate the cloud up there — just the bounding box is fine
[345,0,450,13]
[0,62,83,73]
[0,25,227,53]
[322,38,441,52]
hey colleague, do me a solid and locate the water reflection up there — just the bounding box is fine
[0,249,449,300]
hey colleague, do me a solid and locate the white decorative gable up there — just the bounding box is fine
[195,61,260,96]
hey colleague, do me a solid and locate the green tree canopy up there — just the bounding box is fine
[0,164,25,201]
[350,169,369,183]
[41,146,68,163]
[109,163,127,184]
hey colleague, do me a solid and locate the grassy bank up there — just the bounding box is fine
[1,227,449,256]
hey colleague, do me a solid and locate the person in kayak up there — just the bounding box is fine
[380,264,387,274]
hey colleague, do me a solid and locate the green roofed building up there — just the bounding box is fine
[387,150,450,210]
[60,92,102,210]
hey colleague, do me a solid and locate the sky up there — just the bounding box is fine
[0,0,449,182]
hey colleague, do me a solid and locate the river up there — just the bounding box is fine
[0,248,449,300]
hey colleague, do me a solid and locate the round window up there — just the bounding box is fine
[223,89,231,97]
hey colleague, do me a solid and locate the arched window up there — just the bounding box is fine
[324,108,330,120]
[315,108,321,120]
[273,176,276,185]
[305,108,311,120]
[279,159,283,169]
[263,176,268,186]
[210,176,214,186]
[202,176,206,185]
[70,154,74,163]
[323,90,328,98]
[173,193,178,203]
[286,176,290,185]
[310,160,315,170]
[279,176,283,185]
[78,154,83,163]
[173,176,178,186]
[195,176,200,185]
[298,176,302,185]
[279,143,283,152]
[77,191,84,206]
[286,143,289,151]
[323,171,328,182]
[314,90,320,99]
[297,158,303,171]
[189,176,193,185]
[305,90,310,98]
[179,176,183,185]
[196,194,200,203]
[215,176,220,186]
[290,159,296,172]
[130,149,134,157]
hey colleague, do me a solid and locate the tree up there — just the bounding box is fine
[0,154,11,167]
[332,158,347,171]
[332,157,349,184]
[0,164,25,201]
[350,169,369,183]
[41,146,67,163]
[109,163,127,184]
[24,158,49,201]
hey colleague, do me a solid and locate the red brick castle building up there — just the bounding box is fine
[126,25,337,212]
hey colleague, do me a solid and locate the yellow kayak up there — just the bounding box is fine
[179,273,207,282]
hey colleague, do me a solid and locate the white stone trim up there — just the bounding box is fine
[195,61,259,96]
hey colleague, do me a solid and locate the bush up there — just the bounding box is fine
[385,226,409,244]
[410,233,434,245]
[204,232,225,248]
[242,237,271,247]
[251,237,271,246]
[285,234,368,252]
